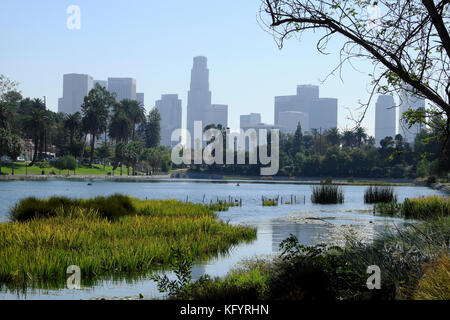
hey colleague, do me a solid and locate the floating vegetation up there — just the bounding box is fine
[262,196,279,206]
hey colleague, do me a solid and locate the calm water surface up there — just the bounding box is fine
[0,179,445,299]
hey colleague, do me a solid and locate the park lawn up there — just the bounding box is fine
[0,196,256,290]
[0,162,140,176]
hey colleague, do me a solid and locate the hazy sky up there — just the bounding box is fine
[0,0,391,136]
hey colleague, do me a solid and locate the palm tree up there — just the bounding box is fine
[118,99,145,141]
[63,112,81,156]
[326,127,341,146]
[342,130,356,148]
[80,84,115,167]
[22,99,49,164]
[355,127,368,147]
[108,109,132,143]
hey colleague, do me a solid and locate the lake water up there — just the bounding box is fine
[0,179,445,299]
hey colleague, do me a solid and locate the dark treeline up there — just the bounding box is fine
[0,77,171,175]
[193,122,447,179]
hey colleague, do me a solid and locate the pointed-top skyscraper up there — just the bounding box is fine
[187,56,212,143]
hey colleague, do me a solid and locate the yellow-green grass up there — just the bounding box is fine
[0,197,256,290]
[402,196,450,219]
[0,162,144,176]
[413,254,450,300]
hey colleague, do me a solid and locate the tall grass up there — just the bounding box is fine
[401,196,450,219]
[311,184,344,204]
[0,196,256,290]
[364,186,397,203]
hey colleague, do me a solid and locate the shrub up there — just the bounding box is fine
[311,184,344,204]
[364,186,397,203]
[426,175,437,185]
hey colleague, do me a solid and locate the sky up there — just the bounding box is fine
[0,0,392,136]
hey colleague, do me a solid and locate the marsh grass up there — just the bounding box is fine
[401,196,450,219]
[0,197,256,290]
[364,186,397,203]
[374,202,402,216]
[262,196,279,206]
[184,218,450,300]
[311,184,344,204]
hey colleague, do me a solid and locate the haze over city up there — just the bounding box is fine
[0,0,409,137]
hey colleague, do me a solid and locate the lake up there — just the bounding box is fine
[0,179,445,299]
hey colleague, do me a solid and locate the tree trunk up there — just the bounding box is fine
[30,136,39,165]
[79,134,87,165]
[11,163,14,175]
[89,134,95,167]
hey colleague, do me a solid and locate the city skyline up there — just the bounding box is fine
[1,0,427,138]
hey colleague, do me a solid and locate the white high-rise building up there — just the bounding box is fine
[108,78,136,102]
[375,95,397,146]
[206,104,228,129]
[309,98,338,132]
[240,113,261,127]
[155,94,182,147]
[187,56,212,139]
[58,73,94,114]
[274,85,337,133]
[398,89,425,143]
[136,93,145,106]
[278,111,309,134]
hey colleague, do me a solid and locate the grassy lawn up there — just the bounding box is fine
[0,196,256,290]
[0,162,144,176]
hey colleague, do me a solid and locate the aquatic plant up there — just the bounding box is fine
[401,196,450,219]
[311,184,344,204]
[364,186,397,203]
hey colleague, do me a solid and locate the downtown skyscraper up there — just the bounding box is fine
[186,56,212,141]
[375,94,397,146]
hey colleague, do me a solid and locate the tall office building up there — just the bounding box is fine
[186,56,212,139]
[278,111,309,134]
[58,73,94,114]
[309,98,338,132]
[155,94,182,147]
[206,104,228,129]
[274,85,337,133]
[93,80,108,89]
[240,113,261,127]
[375,94,397,146]
[108,78,136,102]
[136,93,145,106]
[398,89,425,143]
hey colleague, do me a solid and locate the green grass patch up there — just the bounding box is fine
[0,196,256,290]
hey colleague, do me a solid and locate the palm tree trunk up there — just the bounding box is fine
[30,136,39,165]
[79,134,87,165]
[89,134,96,167]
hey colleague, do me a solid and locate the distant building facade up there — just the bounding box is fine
[206,104,228,129]
[398,89,425,143]
[375,94,397,146]
[58,73,94,114]
[274,84,337,134]
[136,93,145,106]
[278,111,309,134]
[108,77,136,102]
[240,113,261,128]
[155,94,182,147]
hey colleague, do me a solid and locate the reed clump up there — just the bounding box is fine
[262,196,279,206]
[401,196,450,219]
[0,196,256,289]
[311,184,344,204]
[364,186,397,203]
